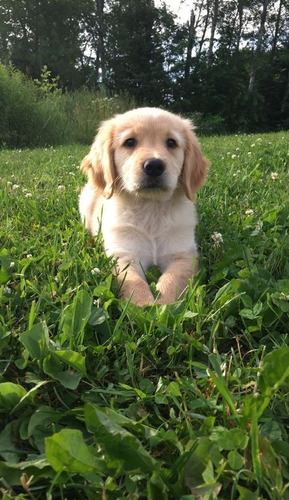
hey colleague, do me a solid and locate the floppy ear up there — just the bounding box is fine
[182,122,209,201]
[80,119,116,198]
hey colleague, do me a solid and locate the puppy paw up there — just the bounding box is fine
[155,295,176,305]
[120,289,155,307]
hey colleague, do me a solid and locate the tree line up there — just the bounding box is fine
[1,0,289,133]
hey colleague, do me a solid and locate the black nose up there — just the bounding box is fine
[143,158,165,177]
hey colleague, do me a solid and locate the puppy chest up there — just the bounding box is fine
[103,217,196,267]
[102,197,197,265]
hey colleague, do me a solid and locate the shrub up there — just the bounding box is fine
[0,64,137,148]
[0,64,68,147]
[192,112,227,135]
[0,63,40,147]
[64,88,136,144]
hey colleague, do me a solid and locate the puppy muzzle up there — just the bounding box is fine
[143,158,165,178]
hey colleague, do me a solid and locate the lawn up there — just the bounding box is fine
[0,132,289,499]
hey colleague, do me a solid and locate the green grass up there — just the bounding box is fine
[0,132,289,500]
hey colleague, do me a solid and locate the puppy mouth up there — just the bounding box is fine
[137,179,169,193]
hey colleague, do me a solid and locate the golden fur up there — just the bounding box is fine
[79,107,208,306]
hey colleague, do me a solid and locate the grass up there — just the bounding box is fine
[0,132,289,500]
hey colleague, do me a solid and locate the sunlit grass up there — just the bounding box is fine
[0,131,289,499]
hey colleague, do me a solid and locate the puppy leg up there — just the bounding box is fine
[117,258,154,306]
[156,255,197,304]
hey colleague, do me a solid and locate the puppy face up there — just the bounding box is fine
[113,109,186,198]
[81,107,208,200]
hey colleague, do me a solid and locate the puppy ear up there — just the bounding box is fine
[182,122,209,201]
[80,119,116,198]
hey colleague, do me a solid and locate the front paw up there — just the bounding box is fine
[120,288,155,307]
[155,294,176,305]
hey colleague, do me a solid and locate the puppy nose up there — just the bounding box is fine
[143,158,165,177]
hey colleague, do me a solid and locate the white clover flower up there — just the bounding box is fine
[27,253,32,258]
[221,362,227,376]
[231,154,237,159]
[12,184,20,190]
[271,172,278,180]
[247,152,252,156]
[9,262,15,269]
[25,193,32,198]
[212,232,223,247]
[57,185,65,191]
[245,209,254,216]
[91,267,101,275]
[4,286,12,294]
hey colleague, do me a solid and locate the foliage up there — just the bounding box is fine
[103,0,178,106]
[0,63,135,148]
[0,132,289,498]
[1,1,289,132]
[0,63,68,148]
[34,66,62,96]
[0,0,92,88]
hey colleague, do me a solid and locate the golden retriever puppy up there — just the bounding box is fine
[79,107,208,306]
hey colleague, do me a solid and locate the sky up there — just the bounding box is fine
[154,0,192,23]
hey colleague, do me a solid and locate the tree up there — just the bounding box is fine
[248,0,270,93]
[185,10,196,79]
[208,0,220,64]
[271,0,284,58]
[81,0,106,86]
[103,0,174,104]
[1,0,289,131]
[0,0,92,87]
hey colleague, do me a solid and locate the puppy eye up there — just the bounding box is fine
[167,138,177,148]
[124,138,137,148]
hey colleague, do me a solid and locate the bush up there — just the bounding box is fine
[0,64,136,148]
[191,112,227,135]
[0,64,68,147]
[64,88,136,144]
[0,64,39,147]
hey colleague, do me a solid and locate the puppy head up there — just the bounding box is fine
[81,107,208,200]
